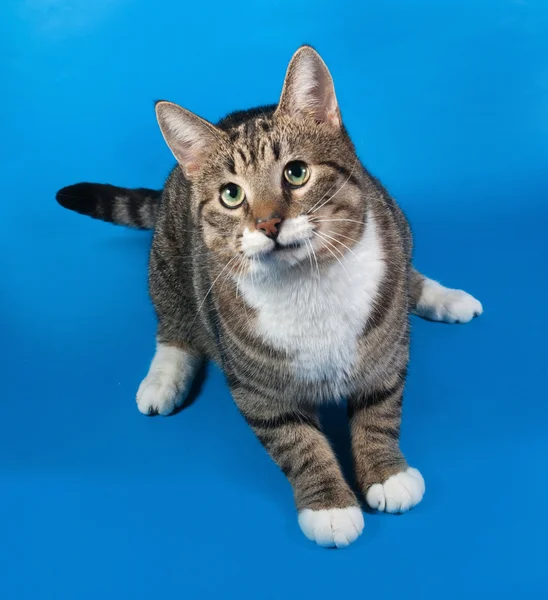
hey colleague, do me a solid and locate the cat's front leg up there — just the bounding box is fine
[231,382,363,548]
[136,341,201,415]
[348,373,425,513]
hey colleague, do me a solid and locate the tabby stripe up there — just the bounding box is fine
[298,481,344,508]
[280,439,320,478]
[244,411,320,431]
[281,185,292,206]
[227,371,283,403]
[197,197,213,225]
[284,454,313,479]
[367,454,406,474]
[275,443,315,475]
[222,319,288,360]
[290,457,332,482]
[247,143,256,164]
[245,119,254,139]
[237,149,248,166]
[222,336,288,384]
[99,194,113,222]
[204,213,229,230]
[273,440,302,461]
[140,197,156,227]
[366,381,404,407]
[317,161,360,187]
[331,203,351,216]
[225,157,236,174]
[348,380,405,418]
[151,246,171,275]
[128,197,142,227]
[361,271,397,336]
[365,424,400,441]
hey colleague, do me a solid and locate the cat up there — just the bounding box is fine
[56,45,483,548]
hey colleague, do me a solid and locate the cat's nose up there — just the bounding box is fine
[256,215,283,239]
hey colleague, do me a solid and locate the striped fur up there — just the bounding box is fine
[57,46,483,548]
[56,183,160,229]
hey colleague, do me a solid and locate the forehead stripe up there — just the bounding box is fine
[237,148,248,166]
[317,161,360,187]
[225,156,236,174]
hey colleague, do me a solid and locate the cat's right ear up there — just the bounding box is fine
[155,101,224,177]
[276,46,341,128]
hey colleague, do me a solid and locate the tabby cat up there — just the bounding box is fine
[56,46,483,548]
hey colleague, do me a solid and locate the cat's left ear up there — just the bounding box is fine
[155,101,225,177]
[275,45,340,127]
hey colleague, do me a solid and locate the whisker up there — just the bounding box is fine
[313,232,353,285]
[219,258,238,294]
[309,218,365,226]
[307,156,360,214]
[303,237,314,276]
[307,180,339,215]
[315,230,357,257]
[320,230,361,245]
[235,260,244,300]
[236,260,254,330]
[251,255,257,289]
[308,157,360,214]
[190,255,240,327]
[306,239,321,281]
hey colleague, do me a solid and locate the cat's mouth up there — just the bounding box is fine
[274,240,304,252]
[256,238,311,266]
[241,216,315,267]
[246,238,309,268]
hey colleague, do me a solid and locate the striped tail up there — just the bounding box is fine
[56,183,161,230]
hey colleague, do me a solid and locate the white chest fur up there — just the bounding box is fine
[239,212,385,388]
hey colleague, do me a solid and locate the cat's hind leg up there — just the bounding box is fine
[136,342,201,415]
[410,268,483,324]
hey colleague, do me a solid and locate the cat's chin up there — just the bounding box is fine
[248,244,311,273]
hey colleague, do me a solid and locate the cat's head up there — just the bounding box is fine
[156,46,366,278]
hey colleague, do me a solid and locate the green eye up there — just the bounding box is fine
[284,161,310,186]
[220,183,246,208]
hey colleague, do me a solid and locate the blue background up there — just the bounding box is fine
[2,0,547,597]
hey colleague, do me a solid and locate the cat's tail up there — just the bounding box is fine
[55,183,161,230]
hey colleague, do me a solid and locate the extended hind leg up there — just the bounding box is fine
[136,339,201,415]
[410,268,483,324]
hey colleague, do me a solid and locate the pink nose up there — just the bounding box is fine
[256,216,282,239]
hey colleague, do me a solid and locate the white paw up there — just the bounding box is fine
[366,467,425,513]
[416,279,483,323]
[136,373,182,416]
[432,289,483,323]
[298,506,364,548]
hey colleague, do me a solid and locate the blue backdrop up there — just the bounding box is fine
[2,0,547,598]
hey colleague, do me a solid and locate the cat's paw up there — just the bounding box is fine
[298,506,364,548]
[431,289,482,323]
[415,279,483,324]
[366,467,425,513]
[136,373,183,416]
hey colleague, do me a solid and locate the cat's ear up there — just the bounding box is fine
[155,101,224,176]
[276,46,340,127]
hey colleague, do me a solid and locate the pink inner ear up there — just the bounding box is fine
[168,127,212,173]
[184,160,202,176]
[156,101,224,176]
[325,108,341,128]
[279,49,340,127]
